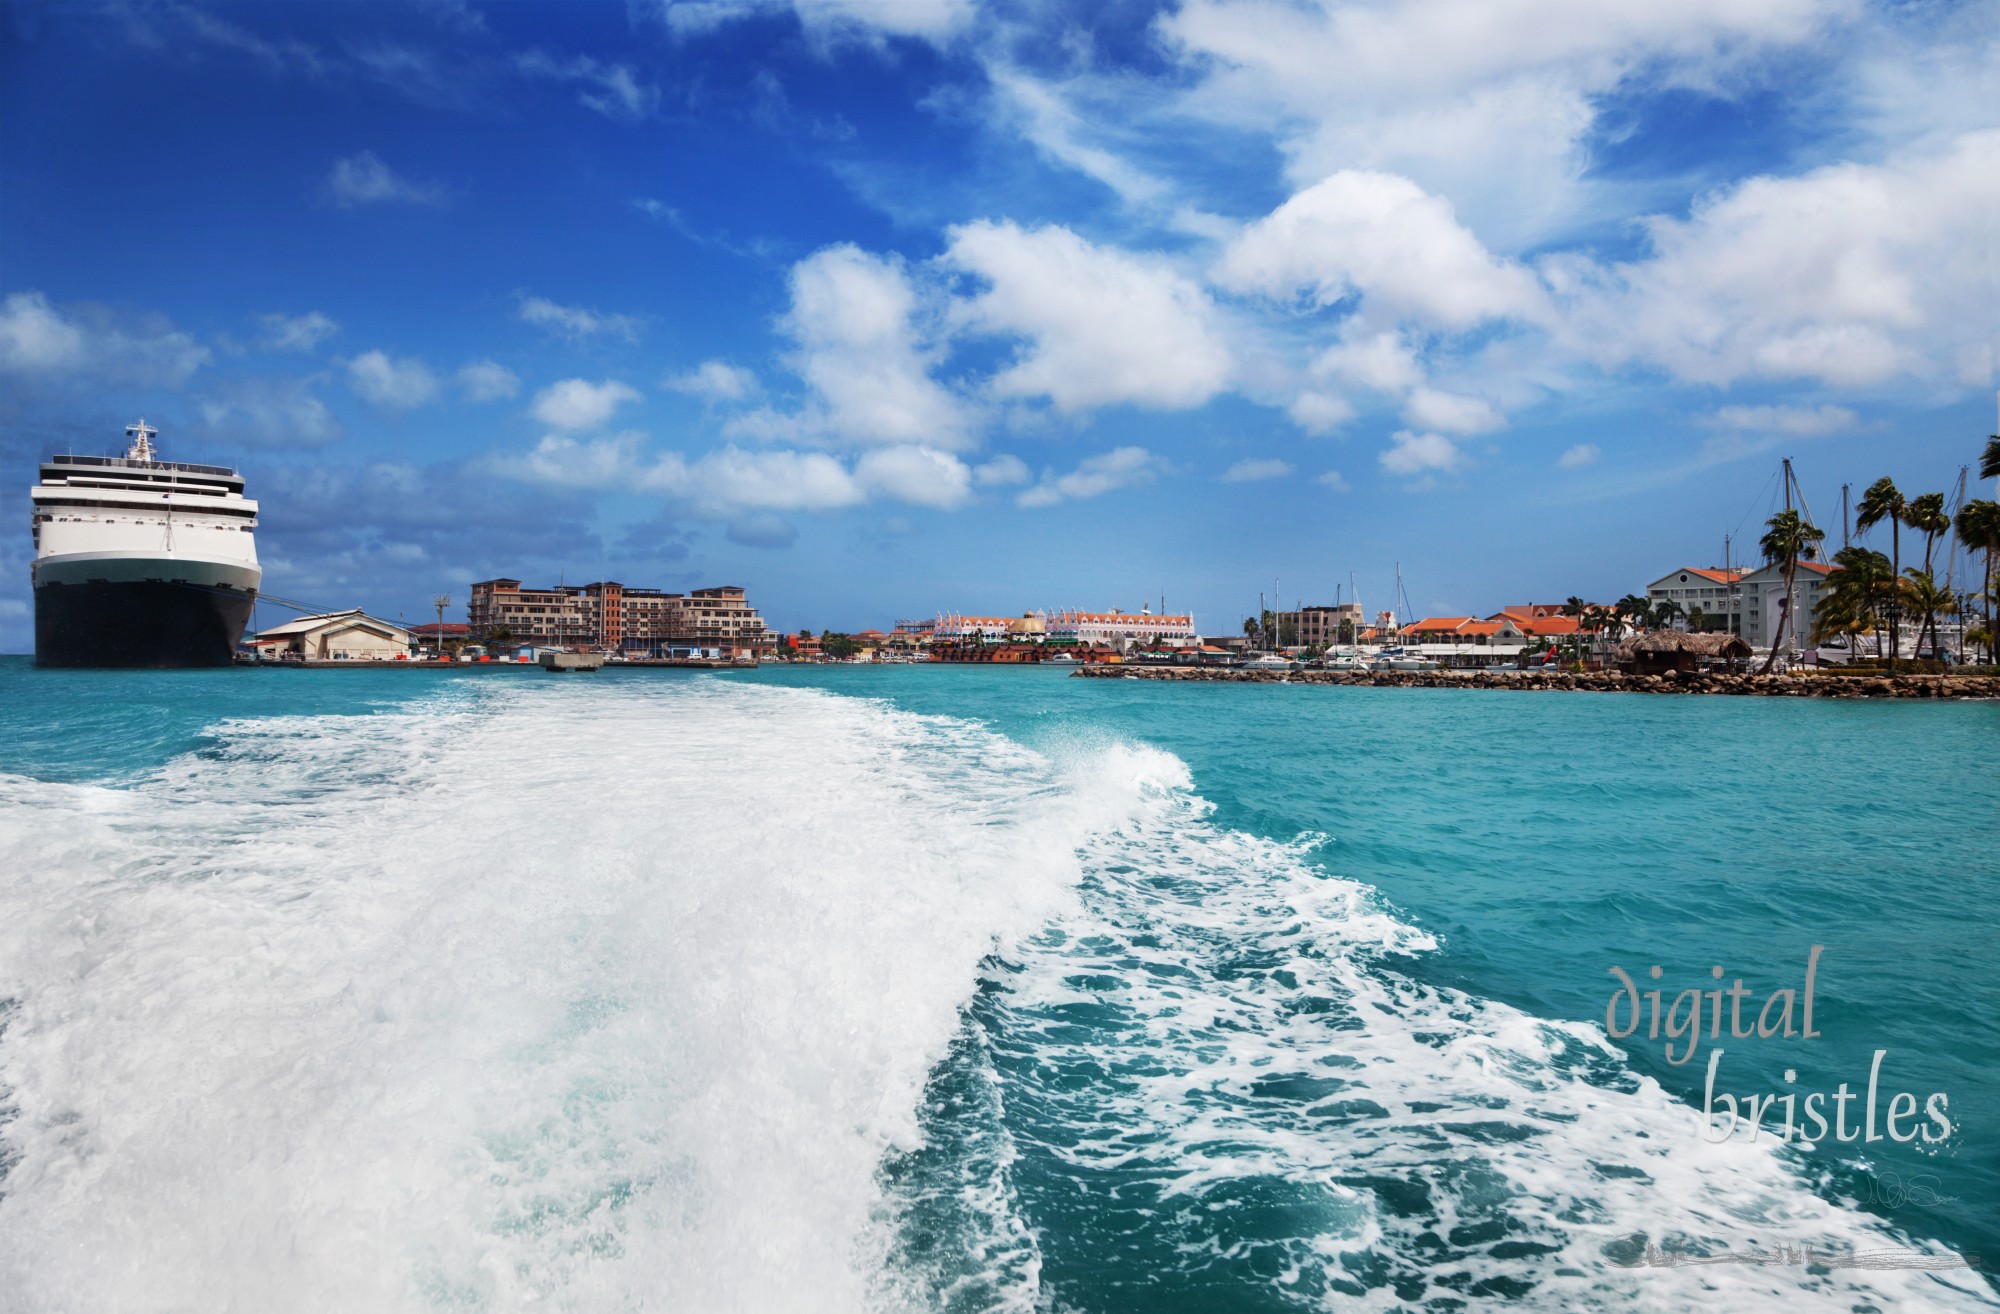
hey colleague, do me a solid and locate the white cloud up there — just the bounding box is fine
[1161,0,1831,246]
[1288,390,1356,435]
[516,51,658,120]
[652,0,973,45]
[853,445,973,509]
[946,221,1232,412]
[518,295,642,343]
[1310,327,1424,393]
[532,378,641,431]
[346,350,439,409]
[973,454,1031,487]
[1700,404,1860,436]
[493,432,648,489]
[0,291,87,373]
[0,291,208,385]
[772,244,973,449]
[1557,442,1600,468]
[258,311,339,352]
[1549,130,2000,387]
[1402,387,1505,435]
[194,376,343,448]
[1222,458,1293,483]
[1316,469,1353,492]
[494,435,978,515]
[1379,430,1466,478]
[457,359,520,402]
[984,66,1172,209]
[1017,446,1161,508]
[644,447,863,510]
[322,152,444,207]
[665,359,758,403]
[1217,170,1545,330]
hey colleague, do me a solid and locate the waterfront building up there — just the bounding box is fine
[932,613,1024,642]
[1644,568,1748,633]
[1047,605,1196,649]
[1734,560,1834,650]
[468,579,770,656]
[1283,603,1366,646]
[409,622,471,650]
[251,610,412,661]
[1402,616,1533,666]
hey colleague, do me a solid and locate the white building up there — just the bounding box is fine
[1048,605,1197,649]
[252,610,413,661]
[1737,560,1834,650]
[1645,562,1834,650]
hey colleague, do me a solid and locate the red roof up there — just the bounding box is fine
[1406,616,1474,633]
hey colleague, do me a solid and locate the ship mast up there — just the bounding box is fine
[125,419,158,463]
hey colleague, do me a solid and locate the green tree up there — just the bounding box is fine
[1902,492,1951,653]
[1649,598,1684,631]
[1899,570,1957,660]
[820,631,861,658]
[1757,508,1826,673]
[1955,499,1999,663]
[1813,546,1894,660]
[1982,434,2000,482]
[1855,477,1907,666]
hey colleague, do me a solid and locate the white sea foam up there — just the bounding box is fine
[923,745,1997,1312]
[0,681,1989,1314]
[0,680,1108,1313]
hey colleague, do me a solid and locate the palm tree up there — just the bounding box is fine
[1613,593,1652,632]
[1901,492,1950,654]
[1813,547,1894,660]
[1983,434,2000,482]
[1956,499,1999,663]
[1899,570,1957,662]
[1757,508,1826,673]
[1649,598,1684,631]
[1855,477,1907,665]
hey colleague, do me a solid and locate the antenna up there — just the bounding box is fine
[124,418,158,463]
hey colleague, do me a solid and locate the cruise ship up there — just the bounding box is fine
[31,421,262,667]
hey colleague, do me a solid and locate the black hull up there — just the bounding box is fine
[34,580,256,668]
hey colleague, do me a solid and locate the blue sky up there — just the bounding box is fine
[3,0,1996,645]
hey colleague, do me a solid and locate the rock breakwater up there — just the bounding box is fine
[1071,666,2000,698]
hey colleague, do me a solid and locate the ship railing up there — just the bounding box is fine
[48,454,239,477]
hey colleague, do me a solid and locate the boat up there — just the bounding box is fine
[31,420,262,667]
[1241,653,1295,672]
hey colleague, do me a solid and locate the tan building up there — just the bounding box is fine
[252,610,412,661]
[469,579,771,656]
[1283,603,1366,646]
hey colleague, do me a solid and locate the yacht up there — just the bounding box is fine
[31,420,261,667]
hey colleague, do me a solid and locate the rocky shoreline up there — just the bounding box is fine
[1071,665,2000,698]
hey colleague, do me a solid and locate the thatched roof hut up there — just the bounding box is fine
[1614,630,1754,674]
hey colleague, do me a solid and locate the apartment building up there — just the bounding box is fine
[468,579,771,655]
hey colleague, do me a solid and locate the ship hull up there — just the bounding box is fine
[33,558,259,668]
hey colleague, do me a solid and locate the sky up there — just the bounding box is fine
[2,0,1996,645]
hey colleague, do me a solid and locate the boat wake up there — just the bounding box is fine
[0,679,1986,1313]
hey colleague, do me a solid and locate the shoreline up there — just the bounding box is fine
[1071,665,2000,699]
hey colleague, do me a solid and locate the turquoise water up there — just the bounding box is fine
[0,657,1993,1311]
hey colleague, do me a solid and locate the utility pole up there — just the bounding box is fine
[433,593,450,656]
[1841,483,1851,550]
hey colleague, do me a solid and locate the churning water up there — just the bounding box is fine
[0,664,1992,1312]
